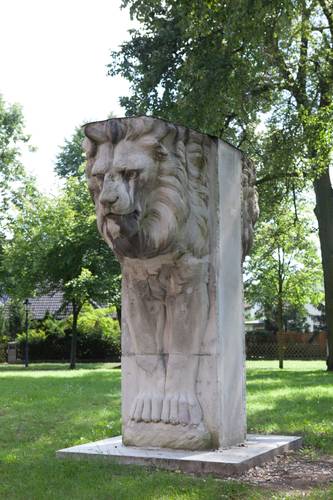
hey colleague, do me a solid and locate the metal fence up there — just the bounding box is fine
[246,341,327,360]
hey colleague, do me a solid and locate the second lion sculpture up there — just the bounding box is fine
[83,116,258,434]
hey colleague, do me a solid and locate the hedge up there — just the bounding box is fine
[15,305,121,362]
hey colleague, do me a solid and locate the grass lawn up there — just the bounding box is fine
[0,360,332,499]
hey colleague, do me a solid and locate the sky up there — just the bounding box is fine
[1,1,332,194]
[0,0,133,193]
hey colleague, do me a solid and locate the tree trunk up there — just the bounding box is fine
[70,302,80,370]
[314,169,333,371]
[277,254,284,369]
[277,294,284,369]
[116,306,122,328]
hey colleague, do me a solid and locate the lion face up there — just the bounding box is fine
[86,134,171,257]
[84,117,211,260]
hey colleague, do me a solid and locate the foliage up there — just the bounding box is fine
[0,95,31,211]
[31,314,67,337]
[0,303,7,337]
[0,303,8,362]
[55,127,85,179]
[245,201,323,330]
[108,0,333,230]
[3,173,121,367]
[0,96,36,295]
[4,177,120,304]
[15,305,121,361]
[6,300,25,339]
[75,304,120,340]
[282,305,310,332]
[110,0,333,166]
[110,0,333,369]
[2,118,121,367]
[109,1,269,145]
[0,300,25,340]
[311,302,328,332]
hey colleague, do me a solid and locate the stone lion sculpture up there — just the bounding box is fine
[83,116,258,449]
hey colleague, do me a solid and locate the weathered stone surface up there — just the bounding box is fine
[83,117,259,450]
[56,435,303,476]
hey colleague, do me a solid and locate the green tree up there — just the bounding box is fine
[4,178,121,368]
[55,124,122,324]
[55,127,85,179]
[0,95,36,294]
[65,268,99,368]
[109,0,333,368]
[245,201,323,366]
[0,95,29,205]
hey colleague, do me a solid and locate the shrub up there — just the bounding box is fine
[75,305,121,360]
[16,305,121,362]
[17,328,70,361]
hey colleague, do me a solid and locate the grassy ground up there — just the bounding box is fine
[246,360,333,454]
[0,360,332,499]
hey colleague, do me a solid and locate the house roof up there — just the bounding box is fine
[27,292,72,320]
[1,292,110,321]
[0,292,72,321]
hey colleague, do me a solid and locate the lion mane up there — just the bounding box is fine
[83,116,257,260]
[84,117,210,259]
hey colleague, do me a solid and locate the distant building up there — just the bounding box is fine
[1,291,116,322]
[244,319,265,332]
[1,291,72,321]
[27,291,72,320]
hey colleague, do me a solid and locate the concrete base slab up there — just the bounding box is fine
[56,434,302,476]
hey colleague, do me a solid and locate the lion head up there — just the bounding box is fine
[83,116,258,261]
[83,116,210,259]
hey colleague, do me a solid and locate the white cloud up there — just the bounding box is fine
[0,0,133,193]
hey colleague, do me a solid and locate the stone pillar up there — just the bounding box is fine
[83,117,258,450]
[216,141,246,447]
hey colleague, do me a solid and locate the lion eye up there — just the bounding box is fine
[92,173,104,182]
[124,170,138,180]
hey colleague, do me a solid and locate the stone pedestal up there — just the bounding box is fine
[82,117,258,451]
[56,435,303,475]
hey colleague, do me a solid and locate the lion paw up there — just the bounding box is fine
[161,393,203,426]
[130,393,163,423]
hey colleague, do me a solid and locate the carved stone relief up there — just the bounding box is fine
[83,116,258,450]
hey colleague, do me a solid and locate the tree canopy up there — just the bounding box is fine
[0,95,37,296]
[245,201,323,331]
[55,127,85,179]
[109,0,333,368]
[2,123,121,367]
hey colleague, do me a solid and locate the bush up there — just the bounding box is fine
[74,305,121,360]
[16,305,121,362]
[17,328,70,361]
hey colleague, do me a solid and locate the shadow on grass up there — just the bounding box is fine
[247,369,333,453]
[0,370,122,460]
[0,460,262,500]
[247,369,333,392]
[2,366,333,498]
[0,368,264,500]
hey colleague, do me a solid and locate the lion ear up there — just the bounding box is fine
[84,122,109,143]
[153,142,168,161]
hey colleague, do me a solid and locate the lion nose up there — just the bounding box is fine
[100,192,119,206]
